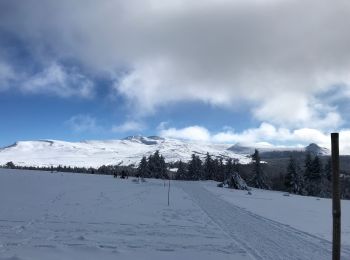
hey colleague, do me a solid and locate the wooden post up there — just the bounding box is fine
[331,133,341,260]
[167,178,170,206]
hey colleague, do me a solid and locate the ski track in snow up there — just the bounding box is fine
[179,182,350,260]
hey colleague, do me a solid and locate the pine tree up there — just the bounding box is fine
[138,156,149,178]
[304,154,323,196]
[188,154,203,180]
[175,160,187,180]
[304,152,313,181]
[285,157,303,194]
[203,153,213,180]
[217,158,225,182]
[318,157,332,197]
[310,156,322,181]
[212,158,219,181]
[5,161,15,169]
[147,150,162,178]
[225,158,234,181]
[324,157,332,181]
[147,154,155,178]
[160,155,168,179]
[249,149,270,189]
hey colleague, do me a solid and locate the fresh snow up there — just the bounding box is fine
[0,169,349,259]
[0,137,251,168]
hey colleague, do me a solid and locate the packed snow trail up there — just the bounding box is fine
[179,182,350,260]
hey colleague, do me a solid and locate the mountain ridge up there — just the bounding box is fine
[0,136,329,168]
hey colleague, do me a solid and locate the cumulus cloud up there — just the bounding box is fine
[158,122,350,154]
[0,62,15,90]
[1,0,350,128]
[112,121,145,133]
[65,115,98,133]
[160,125,211,142]
[22,63,94,98]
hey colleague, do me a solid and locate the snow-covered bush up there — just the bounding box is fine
[218,171,249,190]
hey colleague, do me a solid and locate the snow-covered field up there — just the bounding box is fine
[0,169,349,259]
[0,169,248,260]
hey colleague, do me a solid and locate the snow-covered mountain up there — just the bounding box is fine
[305,143,330,156]
[0,136,329,168]
[0,136,250,168]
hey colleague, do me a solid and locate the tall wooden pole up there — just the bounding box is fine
[331,133,341,260]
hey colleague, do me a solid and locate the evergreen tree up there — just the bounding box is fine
[310,156,322,181]
[160,155,168,179]
[225,158,234,181]
[175,160,187,180]
[324,157,332,181]
[5,161,15,169]
[233,158,239,172]
[203,153,214,180]
[249,149,270,189]
[212,158,220,181]
[217,158,225,182]
[304,154,323,196]
[318,157,332,197]
[304,152,313,181]
[188,154,203,180]
[138,156,149,178]
[285,157,303,194]
[147,150,167,179]
[148,150,158,178]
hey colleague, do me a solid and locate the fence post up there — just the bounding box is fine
[331,133,341,260]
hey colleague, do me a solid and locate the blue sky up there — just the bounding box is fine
[1,0,350,152]
[0,88,254,146]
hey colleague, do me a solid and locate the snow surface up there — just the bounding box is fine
[0,169,249,260]
[204,183,350,246]
[0,169,349,259]
[0,137,251,168]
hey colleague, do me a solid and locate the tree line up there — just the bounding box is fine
[284,153,332,197]
[1,161,136,176]
[172,153,239,181]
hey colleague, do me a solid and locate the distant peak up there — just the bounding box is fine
[305,143,329,155]
[122,135,164,145]
[147,136,165,140]
[122,135,143,141]
[306,143,319,148]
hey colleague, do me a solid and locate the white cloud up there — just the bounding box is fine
[158,123,350,154]
[65,114,98,133]
[2,0,350,128]
[160,125,211,142]
[112,121,145,133]
[0,62,15,90]
[22,63,94,98]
